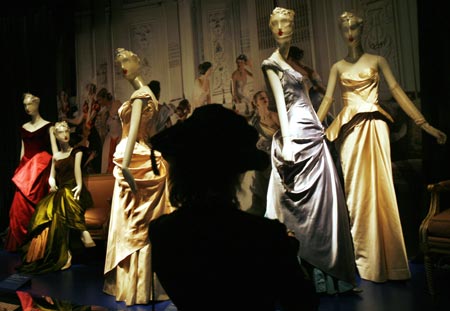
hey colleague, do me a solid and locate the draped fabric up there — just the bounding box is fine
[262,58,356,287]
[5,123,53,252]
[326,67,411,282]
[103,88,173,305]
[18,147,93,274]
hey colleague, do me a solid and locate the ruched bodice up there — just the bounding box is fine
[326,68,393,141]
[119,90,157,147]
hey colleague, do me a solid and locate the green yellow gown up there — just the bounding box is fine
[18,147,93,275]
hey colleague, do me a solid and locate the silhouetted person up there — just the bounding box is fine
[149,104,319,311]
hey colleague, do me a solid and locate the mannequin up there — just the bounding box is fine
[262,7,357,294]
[231,54,254,118]
[241,90,279,217]
[103,48,172,306]
[5,93,57,252]
[317,11,447,283]
[96,88,122,174]
[18,121,95,274]
[191,61,212,112]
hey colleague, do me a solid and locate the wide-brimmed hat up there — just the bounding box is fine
[150,104,269,174]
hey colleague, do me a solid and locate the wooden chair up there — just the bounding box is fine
[419,180,450,297]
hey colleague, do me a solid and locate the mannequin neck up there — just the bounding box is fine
[29,113,43,124]
[345,45,365,63]
[130,75,147,90]
[59,142,71,153]
[278,44,290,60]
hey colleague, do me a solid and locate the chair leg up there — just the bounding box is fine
[424,254,435,297]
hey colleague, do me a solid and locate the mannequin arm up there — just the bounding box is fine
[266,68,292,160]
[380,56,447,144]
[72,151,83,200]
[317,96,334,123]
[121,97,143,194]
[48,125,58,154]
[19,140,24,161]
[48,158,57,192]
[317,64,338,122]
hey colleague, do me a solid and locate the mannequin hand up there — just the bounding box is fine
[421,123,447,145]
[72,185,81,201]
[49,177,58,192]
[122,167,138,194]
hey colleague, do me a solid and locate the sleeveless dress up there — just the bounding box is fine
[18,147,93,274]
[191,77,209,112]
[326,67,411,282]
[103,87,173,305]
[262,58,356,290]
[5,123,53,252]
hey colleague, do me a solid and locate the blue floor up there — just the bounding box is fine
[1,247,449,311]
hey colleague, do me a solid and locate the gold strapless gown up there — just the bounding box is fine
[326,67,411,282]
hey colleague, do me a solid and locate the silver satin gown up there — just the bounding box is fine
[262,58,356,287]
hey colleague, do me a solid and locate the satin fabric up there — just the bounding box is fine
[5,123,53,252]
[262,58,356,287]
[103,88,173,306]
[326,67,411,282]
[18,147,93,274]
[239,113,279,216]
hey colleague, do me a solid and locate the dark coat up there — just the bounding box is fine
[149,205,319,311]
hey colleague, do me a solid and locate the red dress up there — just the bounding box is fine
[4,123,53,252]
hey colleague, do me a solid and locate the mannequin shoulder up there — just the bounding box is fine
[22,120,51,132]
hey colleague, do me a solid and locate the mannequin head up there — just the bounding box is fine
[235,54,248,69]
[252,90,269,111]
[269,7,295,46]
[198,61,212,76]
[96,88,113,107]
[175,99,191,120]
[339,11,364,47]
[54,121,71,145]
[23,93,40,116]
[115,48,141,81]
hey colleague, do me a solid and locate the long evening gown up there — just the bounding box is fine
[18,147,93,274]
[325,67,411,282]
[5,123,53,252]
[262,58,356,290]
[103,87,173,306]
